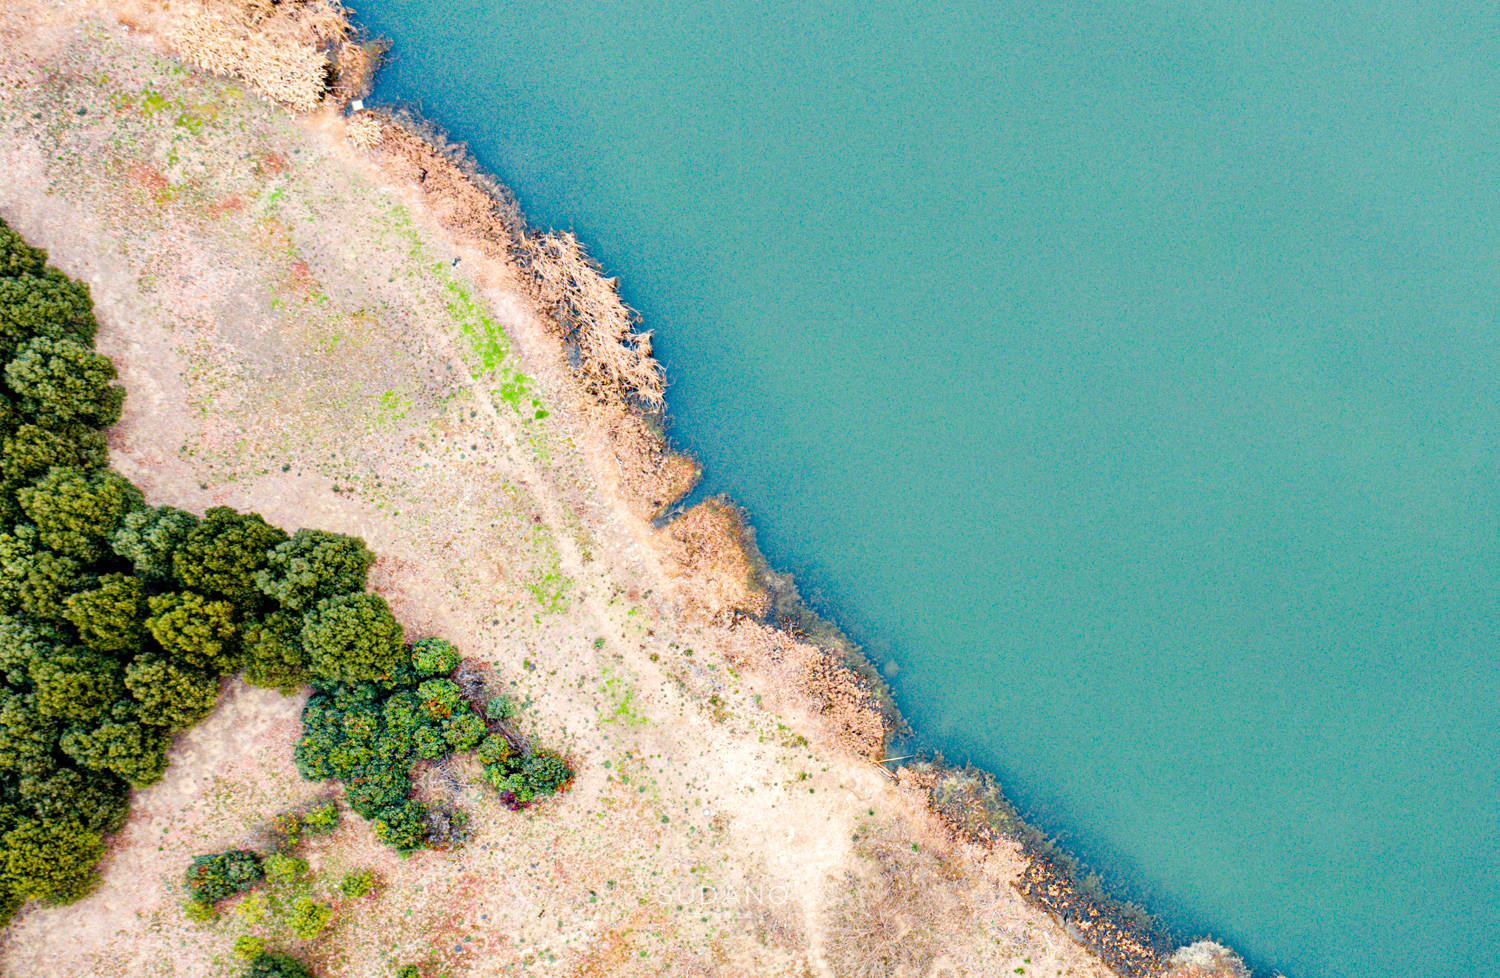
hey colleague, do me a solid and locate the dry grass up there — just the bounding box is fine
[167,0,348,111]
[1161,942,1253,978]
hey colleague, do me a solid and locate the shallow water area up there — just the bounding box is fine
[351,2,1500,974]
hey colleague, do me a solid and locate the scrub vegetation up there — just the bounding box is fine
[0,220,570,927]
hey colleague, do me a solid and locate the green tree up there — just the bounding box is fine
[0,614,64,686]
[2,423,109,483]
[410,637,458,677]
[0,271,96,363]
[256,528,373,611]
[442,712,484,752]
[0,524,85,622]
[17,466,142,562]
[64,573,148,654]
[145,591,240,674]
[124,654,220,729]
[172,507,287,607]
[0,220,47,279]
[240,610,306,692]
[112,504,198,582]
[301,592,404,684]
[0,690,59,777]
[0,817,103,903]
[287,895,333,939]
[415,678,462,720]
[4,336,124,430]
[28,647,122,722]
[58,704,171,786]
[16,765,130,833]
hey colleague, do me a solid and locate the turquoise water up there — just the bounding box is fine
[352,2,1500,974]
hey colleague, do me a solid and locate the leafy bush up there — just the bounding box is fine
[483,693,517,721]
[339,868,374,898]
[261,852,307,884]
[185,849,264,903]
[299,802,338,834]
[287,896,333,939]
[409,637,458,677]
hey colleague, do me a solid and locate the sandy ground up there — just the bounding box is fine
[0,4,1148,977]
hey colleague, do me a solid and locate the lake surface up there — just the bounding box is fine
[351,2,1500,973]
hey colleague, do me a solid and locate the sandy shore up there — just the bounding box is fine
[0,3,1247,976]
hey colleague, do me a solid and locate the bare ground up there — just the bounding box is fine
[0,4,1145,977]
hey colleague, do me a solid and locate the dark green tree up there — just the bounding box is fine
[371,799,427,852]
[301,592,404,684]
[184,849,263,902]
[0,691,59,777]
[2,423,109,483]
[17,466,142,563]
[0,524,85,622]
[256,528,373,611]
[0,271,96,362]
[16,765,130,833]
[4,336,124,430]
[172,507,287,607]
[247,951,317,978]
[58,703,171,786]
[0,817,104,903]
[442,712,484,752]
[63,573,147,654]
[123,654,220,729]
[112,504,199,583]
[0,220,47,279]
[144,591,240,674]
[0,614,63,686]
[240,610,306,693]
[28,647,122,722]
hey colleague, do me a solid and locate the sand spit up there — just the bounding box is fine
[0,2,1254,976]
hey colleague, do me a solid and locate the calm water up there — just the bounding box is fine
[352,2,1500,973]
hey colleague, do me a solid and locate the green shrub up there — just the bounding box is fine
[442,712,484,752]
[287,896,333,939]
[371,799,427,852]
[476,734,512,767]
[301,592,404,684]
[415,678,461,720]
[184,849,263,903]
[483,693,516,721]
[409,637,458,677]
[256,529,373,611]
[172,506,288,608]
[233,934,267,960]
[183,897,218,922]
[395,966,422,978]
[299,802,338,834]
[261,852,308,884]
[338,868,374,898]
[248,951,317,978]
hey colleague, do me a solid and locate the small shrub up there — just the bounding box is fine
[269,811,302,851]
[339,868,374,898]
[395,966,422,978]
[185,850,263,903]
[262,852,308,884]
[184,897,218,922]
[300,802,338,834]
[235,891,269,926]
[287,896,333,939]
[483,693,516,722]
[233,934,267,959]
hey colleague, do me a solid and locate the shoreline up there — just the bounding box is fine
[0,2,1258,975]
